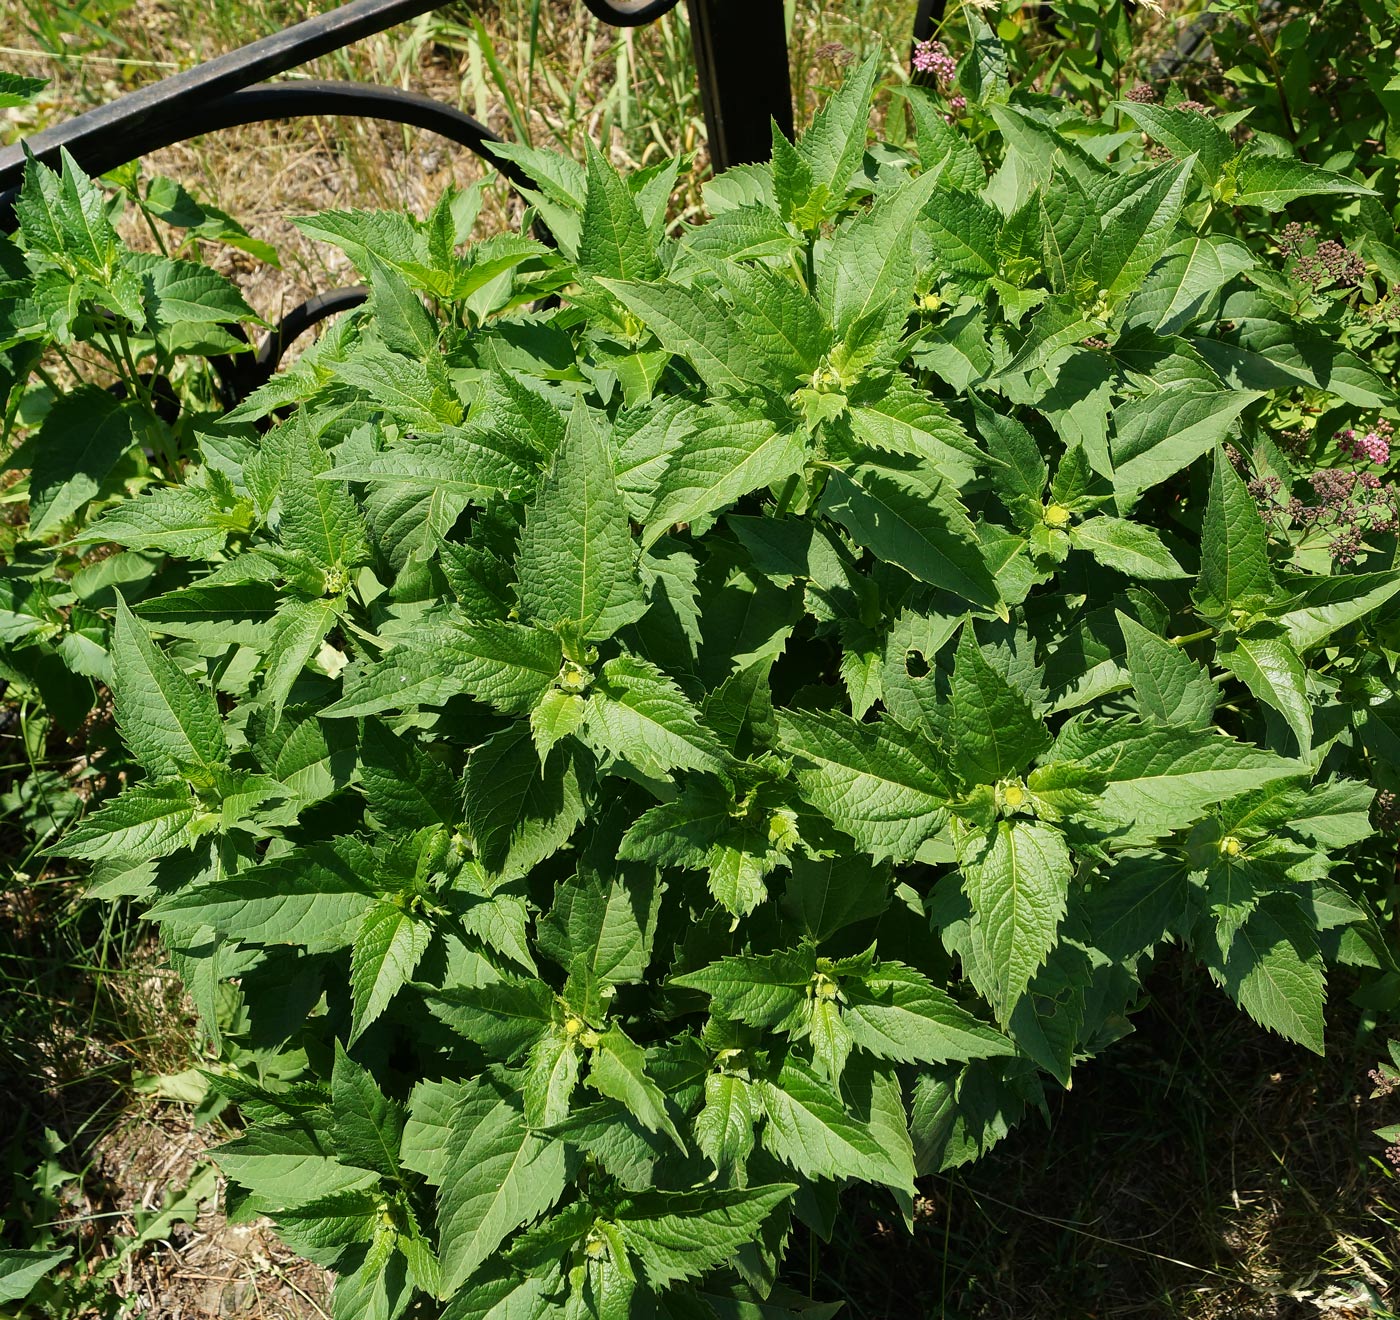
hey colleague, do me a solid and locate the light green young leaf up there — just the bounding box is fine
[580,140,662,283]
[696,1071,758,1176]
[958,819,1071,1019]
[1069,516,1187,580]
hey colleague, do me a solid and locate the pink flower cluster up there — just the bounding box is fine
[1336,418,1394,466]
[913,38,957,85]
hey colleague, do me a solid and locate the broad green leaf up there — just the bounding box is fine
[844,962,1013,1065]
[350,902,432,1042]
[58,778,197,862]
[776,708,950,861]
[798,53,879,194]
[111,597,226,776]
[917,188,1001,280]
[1069,516,1186,580]
[615,1185,795,1288]
[947,624,1049,785]
[326,621,561,719]
[670,947,815,1030]
[644,410,807,551]
[359,718,461,829]
[583,654,727,779]
[1052,717,1302,838]
[1272,571,1400,653]
[1117,611,1216,728]
[818,460,1002,613]
[1231,150,1376,208]
[783,853,891,942]
[0,1248,71,1305]
[1196,448,1274,615]
[436,1080,569,1293]
[1096,157,1195,300]
[757,1055,911,1192]
[696,1073,758,1175]
[1208,898,1325,1054]
[330,1042,405,1179]
[464,725,586,877]
[1218,627,1311,753]
[578,141,661,282]
[537,867,658,991]
[259,595,344,727]
[587,1026,684,1148]
[515,408,645,641]
[599,278,751,394]
[1113,102,1234,177]
[212,1125,379,1210]
[28,387,143,537]
[148,845,375,950]
[958,820,1071,1019]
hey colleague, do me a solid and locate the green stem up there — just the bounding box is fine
[1246,10,1297,141]
[1169,627,1214,647]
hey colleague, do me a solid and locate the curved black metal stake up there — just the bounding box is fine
[209,286,369,410]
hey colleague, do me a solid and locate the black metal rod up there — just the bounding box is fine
[685,0,792,171]
[0,81,526,232]
[0,0,443,196]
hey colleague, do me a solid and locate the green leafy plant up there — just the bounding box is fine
[9,35,1400,1319]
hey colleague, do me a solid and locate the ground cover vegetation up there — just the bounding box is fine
[3,0,1400,1316]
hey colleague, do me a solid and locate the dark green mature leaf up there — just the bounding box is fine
[1231,150,1375,208]
[844,962,1013,1065]
[1196,448,1274,615]
[111,598,225,776]
[958,820,1071,1019]
[1218,626,1311,753]
[819,460,1002,613]
[579,141,661,283]
[464,724,587,876]
[947,624,1049,785]
[28,387,143,536]
[1117,612,1216,728]
[777,708,950,861]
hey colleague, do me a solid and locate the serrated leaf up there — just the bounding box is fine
[580,141,662,283]
[1197,448,1274,614]
[947,624,1049,785]
[57,778,197,862]
[818,460,1002,613]
[28,387,144,536]
[776,708,949,861]
[330,1042,405,1178]
[111,597,226,776]
[696,1073,758,1175]
[587,1026,684,1149]
[958,820,1071,1019]
[757,1055,911,1192]
[844,962,1014,1065]
[326,621,561,719]
[436,1080,568,1293]
[1069,516,1186,580]
[583,654,727,779]
[670,947,815,1029]
[464,724,586,876]
[1218,626,1311,753]
[615,1185,795,1288]
[1209,898,1325,1053]
[644,410,807,551]
[1117,611,1215,728]
[350,902,432,1042]
[1231,150,1375,208]
[514,408,645,641]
